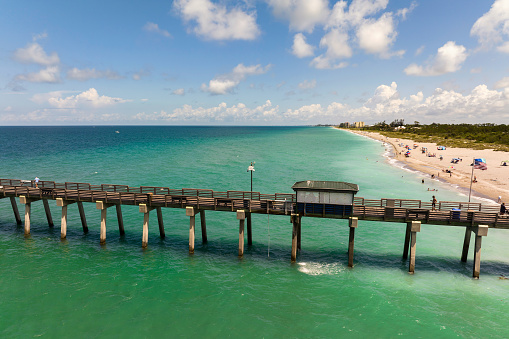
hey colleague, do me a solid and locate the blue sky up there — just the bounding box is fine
[1,0,509,125]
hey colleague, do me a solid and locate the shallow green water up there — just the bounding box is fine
[0,126,508,338]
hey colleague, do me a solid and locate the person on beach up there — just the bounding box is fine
[500,202,506,216]
[34,176,40,188]
[432,196,437,211]
[473,176,477,183]
[498,196,503,203]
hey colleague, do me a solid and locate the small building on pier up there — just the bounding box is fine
[292,180,359,216]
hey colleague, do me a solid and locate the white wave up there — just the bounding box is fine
[297,261,345,276]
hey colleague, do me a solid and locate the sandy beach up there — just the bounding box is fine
[345,129,509,204]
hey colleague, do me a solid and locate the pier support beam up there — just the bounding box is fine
[77,202,88,233]
[297,216,302,251]
[348,217,358,267]
[157,207,165,239]
[473,225,488,279]
[403,222,411,260]
[96,201,114,244]
[10,196,22,225]
[200,210,207,244]
[116,204,125,236]
[246,212,252,246]
[461,226,472,263]
[408,221,421,274]
[56,198,75,239]
[187,207,196,254]
[19,196,39,236]
[291,214,301,262]
[139,204,155,248]
[42,199,54,228]
[238,210,245,257]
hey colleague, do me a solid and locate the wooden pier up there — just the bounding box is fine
[1,178,507,278]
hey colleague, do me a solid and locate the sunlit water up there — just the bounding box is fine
[0,126,508,338]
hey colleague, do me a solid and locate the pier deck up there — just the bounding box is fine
[1,178,506,228]
[0,178,505,278]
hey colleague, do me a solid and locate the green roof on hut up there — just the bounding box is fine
[291,180,359,193]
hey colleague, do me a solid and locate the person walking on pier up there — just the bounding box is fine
[34,176,40,188]
[500,202,506,216]
[431,195,437,211]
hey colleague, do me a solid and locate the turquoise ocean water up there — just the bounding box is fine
[0,126,508,338]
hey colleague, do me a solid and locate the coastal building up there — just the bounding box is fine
[354,121,365,128]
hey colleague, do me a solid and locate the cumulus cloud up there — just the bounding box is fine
[202,63,271,94]
[404,41,467,76]
[67,68,122,81]
[471,0,509,51]
[303,0,408,68]
[310,29,351,69]
[298,79,317,89]
[15,66,61,83]
[495,77,509,89]
[32,88,130,109]
[130,81,509,124]
[292,33,315,58]
[356,13,403,58]
[143,22,172,37]
[281,82,509,122]
[135,100,279,122]
[267,0,329,33]
[12,42,60,66]
[174,0,260,40]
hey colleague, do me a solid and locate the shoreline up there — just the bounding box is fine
[339,128,509,204]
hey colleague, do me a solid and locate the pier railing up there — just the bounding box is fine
[0,178,506,227]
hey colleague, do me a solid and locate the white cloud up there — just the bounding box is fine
[15,66,61,83]
[310,29,352,69]
[202,63,271,94]
[497,41,509,53]
[12,42,59,66]
[415,45,425,56]
[306,0,406,68]
[67,68,122,81]
[32,88,130,109]
[404,41,467,76]
[267,0,329,33]
[4,106,12,112]
[131,81,509,124]
[356,13,403,58]
[495,76,509,89]
[174,0,260,40]
[396,1,416,20]
[298,79,317,89]
[282,82,509,122]
[172,88,185,95]
[143,22,172,37]
[471,0,509,51]
[135,100,279,122]
[291,33,315,58]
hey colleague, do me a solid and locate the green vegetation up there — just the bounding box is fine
[358,121,509,151]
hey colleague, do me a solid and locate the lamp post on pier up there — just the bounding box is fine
[247,162,255,198]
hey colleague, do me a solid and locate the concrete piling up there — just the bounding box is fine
[473,225,488,279]
[10,197,22,225]
[408,221,421,274]
[237,210,245,257]
[348,217,358,267]
[187,206,196,254]
[96,201,114,244]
